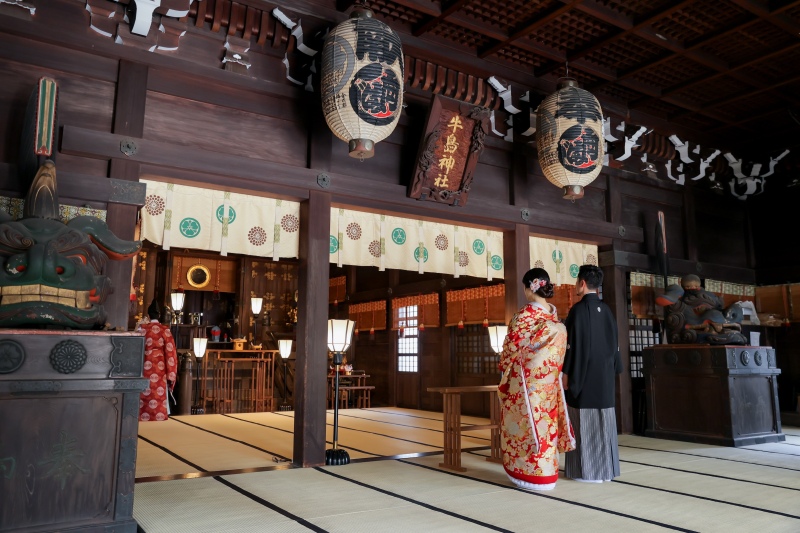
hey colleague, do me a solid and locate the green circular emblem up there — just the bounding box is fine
[329,235,339,254]
[552,250,563,263]
[490,255,503,271]
[391,228,406,245]
[414,246,429,263]
[216,205,236,224]
[569,264,579,278]
[472,239,486,255]
[179,217,201,238]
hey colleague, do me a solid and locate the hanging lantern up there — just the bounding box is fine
[457,320,464,329]
[320,1,404,159]
[482,318,489,328]
[369,326,375,340]
[419,322,425,332]
[354,328,359,338]
[535,79,604,200]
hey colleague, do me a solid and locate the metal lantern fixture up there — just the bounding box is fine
[326,319,356,465]
[535,79,604,200]
[487,325,508,354]
[278,339,293,411]
[320,1,404,159]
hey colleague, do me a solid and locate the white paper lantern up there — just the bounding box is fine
[535,79,604,200]
[321,5,404,159]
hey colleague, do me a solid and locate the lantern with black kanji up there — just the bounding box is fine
[535,79,604,200]
[320,2,404,159]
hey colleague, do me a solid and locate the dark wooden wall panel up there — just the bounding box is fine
[352,332,391,406]
[695,211,748,268]
[0,58,115,163]
[354,268,390,293]
[143,91,307,166]
[621,196,685,258]
[419,332,446,411]
[0,31,118,83]
[57,153,110,178]
[526,174,607,222]
[749,186,800,282]
[329,140,405,186]
[147,68,304,122]
[470,161,509,204]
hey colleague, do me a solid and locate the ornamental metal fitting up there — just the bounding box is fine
[618,225,626,237]
[317,173,330,189]
[120,139,138,157]
[520,208,531,221]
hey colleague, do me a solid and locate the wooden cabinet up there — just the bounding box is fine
[642,344,785,447]
[0,331,146,533]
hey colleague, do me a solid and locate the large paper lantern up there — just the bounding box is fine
[535,79,604,200]
[321,4,404,159]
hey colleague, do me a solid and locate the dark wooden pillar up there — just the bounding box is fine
[293,189,331,467]
[106,60,148,329]
[503,224,530,322]
[388,269,399,406]
[603,264,633,434]
[604,174,632,433]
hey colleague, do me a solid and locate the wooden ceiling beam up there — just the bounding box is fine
[670,73,800,121]
[477,0,582,59]
[592,13,757,94]
[383,0,440,17]
[536,0,696,77]
[631,41,800,109]
[574,0,800,115]
[412,0,473,37]
[611,79,756,134]
[729,0,800,37]
[706,106,785,131]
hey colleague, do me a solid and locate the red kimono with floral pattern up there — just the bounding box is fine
[139,320,178,422]
[498,303,575,487]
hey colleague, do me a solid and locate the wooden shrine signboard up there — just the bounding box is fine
[408,95,491,207]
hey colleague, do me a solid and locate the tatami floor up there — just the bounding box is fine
[134,408,800,532]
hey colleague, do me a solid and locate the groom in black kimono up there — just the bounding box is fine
[561,265,622,482]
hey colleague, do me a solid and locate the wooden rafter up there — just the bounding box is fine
[476,0,582,59]
[670,73,800,121]
[536,0,696,77]
[560,0,800,127]
[729,0,800,36]
[412,0,473,36]
[630,41,800,109]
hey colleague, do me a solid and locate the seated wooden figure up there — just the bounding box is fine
[656,274,747,345]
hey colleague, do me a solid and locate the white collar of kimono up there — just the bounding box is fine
[530,301,556,315]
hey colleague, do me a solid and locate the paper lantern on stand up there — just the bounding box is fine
[320,1,404,159]
[535,79,604,200]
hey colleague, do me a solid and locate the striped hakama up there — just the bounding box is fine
[564,406,620,481]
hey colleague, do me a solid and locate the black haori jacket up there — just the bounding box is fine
[563,293,623,409]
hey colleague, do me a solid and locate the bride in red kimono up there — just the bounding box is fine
[498,268,575,490]
[138,300,178,422]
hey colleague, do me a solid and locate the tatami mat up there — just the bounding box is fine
[135,413,800,532]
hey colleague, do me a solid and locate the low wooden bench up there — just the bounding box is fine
[338,385,374,408]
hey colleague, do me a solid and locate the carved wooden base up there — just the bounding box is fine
[642,344,785,447]
[0,330,146,533]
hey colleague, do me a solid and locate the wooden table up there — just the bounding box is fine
[327,373,371,408]
[200,349,276,413]
[427,385,501,472]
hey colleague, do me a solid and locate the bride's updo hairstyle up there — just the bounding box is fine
[522,268,555,298]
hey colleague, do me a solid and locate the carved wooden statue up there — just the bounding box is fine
[656,274,746,345]
[0,78,141,329]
